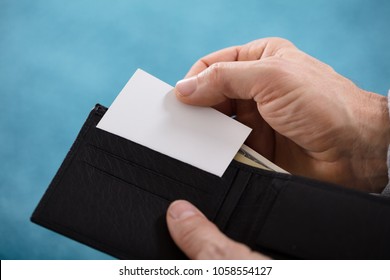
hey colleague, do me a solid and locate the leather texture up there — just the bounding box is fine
[31,105,390,259]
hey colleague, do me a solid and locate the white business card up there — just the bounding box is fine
[97,69,252,177]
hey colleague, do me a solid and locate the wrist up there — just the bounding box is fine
[351,90,390,192]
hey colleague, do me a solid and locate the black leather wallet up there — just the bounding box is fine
[31,104,390,259]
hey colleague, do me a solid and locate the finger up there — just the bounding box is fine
[184,37,295,79]
[237,37,296,61]
[166,200,269,260]
[175,60,268,107]
[184,46,241,78]
[182,47,243,115]
[177,38,296,111]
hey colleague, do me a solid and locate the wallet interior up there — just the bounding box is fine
[31,104,390,259]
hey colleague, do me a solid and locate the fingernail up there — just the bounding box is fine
[175,77,197,96]
[168,200,197,220]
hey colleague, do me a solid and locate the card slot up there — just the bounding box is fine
[80,144,229,219]
[85,143,208,195]
[87,127,237,194]
[34,161,184,259]
[82,161,171,203]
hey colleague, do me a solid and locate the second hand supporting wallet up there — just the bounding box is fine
[31,104,390,259]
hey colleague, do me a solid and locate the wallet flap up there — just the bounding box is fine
[256,180,390,259]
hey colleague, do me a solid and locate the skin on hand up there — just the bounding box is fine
[166,200,270,260]
[168,38,389,259]
[175,37,390,193]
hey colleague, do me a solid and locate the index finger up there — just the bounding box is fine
[184,38,298,78]
[184,45,241,78]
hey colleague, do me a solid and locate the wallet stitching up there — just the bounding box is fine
[85,143,211,194]
[82,161,172,202]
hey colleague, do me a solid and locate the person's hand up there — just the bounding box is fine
[175,38,390,192]
[166,200,270,259]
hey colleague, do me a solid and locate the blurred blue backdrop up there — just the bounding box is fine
[1,0,389,259]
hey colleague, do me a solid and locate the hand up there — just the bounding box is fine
[175,38,390,192]
[166,200,270,259]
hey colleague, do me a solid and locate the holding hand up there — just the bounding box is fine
[166,200,270,259]
[167,37,390,260]
[175,38,389,192]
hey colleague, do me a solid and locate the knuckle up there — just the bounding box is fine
[176,216,232,260]
[177,217,208,256]
[196,240,230,260]
[202,62,226,89]
[246,37,297,60]
[267,37,294,48]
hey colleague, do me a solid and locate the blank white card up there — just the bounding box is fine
[97,69,252,177]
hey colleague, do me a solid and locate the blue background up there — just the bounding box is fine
[1,0,389,259]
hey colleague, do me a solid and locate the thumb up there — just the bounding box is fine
[175,61,263,107]
[166,200,269,260]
